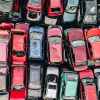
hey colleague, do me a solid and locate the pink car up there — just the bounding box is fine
[65,28,88,71]
[11,66,26,90]
[47,26,63,64]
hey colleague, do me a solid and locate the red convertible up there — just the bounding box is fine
[65,28,88,71]
[79,70,98,100]
[47,26,63,64]
[85,28,100,67]
[47,0,63,16]
[11,23,29,64]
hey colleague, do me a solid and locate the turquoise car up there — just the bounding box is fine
[59,70,79,100]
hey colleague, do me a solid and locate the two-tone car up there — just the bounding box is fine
[79,70,98,100]
[64,28,88,71]
[43,67,59,100]
[63,0,79,23]
[28,64,42,99]
[11,23,29,64]
[27,0,44,22]
[85,28,100,67]
[83,0,97,25]
[29,26,44,61]
[47,26,63,64]
[59,70,79,100]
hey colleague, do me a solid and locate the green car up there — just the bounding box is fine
[59,70,79,100]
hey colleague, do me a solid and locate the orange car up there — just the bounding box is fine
[85,28,100,67]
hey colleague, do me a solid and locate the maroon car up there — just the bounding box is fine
[64,28,88,71]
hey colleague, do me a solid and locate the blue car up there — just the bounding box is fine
[29,26,44,61]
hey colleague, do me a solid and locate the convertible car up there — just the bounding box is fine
[29,26,44,61]
[79,70,98,100]
[59,70,79,100]
[64,28,88,71]
[85,28,100,67]
[43,67,59,100]
[27,0,43,21]
[47,26,63,64]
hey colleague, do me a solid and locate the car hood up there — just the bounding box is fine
[92,42,100,59]
[73,46,87,65]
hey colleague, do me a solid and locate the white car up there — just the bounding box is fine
[43,67,59,99]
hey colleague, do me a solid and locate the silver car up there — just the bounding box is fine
[0,92,9,100]
[43,67,59,100]
[83,0,97,24]
[0,0,13,19]
[28,64,42,99]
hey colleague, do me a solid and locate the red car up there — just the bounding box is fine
[47,26,63,64]
[47,0,63,16]
[11,66,26,90]
[10,89,26,100]
[79,70,98,100]
[65,28,88,71]
[11,23,29,64]
[85,28,100,67]
[0,22,14,30]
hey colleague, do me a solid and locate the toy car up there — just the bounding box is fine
[47,0,63,17]
[29,26,44,61]
[11,23,29,64]
[64,28,88,71]
[59,70,79,100]
[11,66,26,90]
[83,0,97,24]
[10,0,22,21]
[28,64,42,99]
[79,70,98,100]
[63,0,79,22]
[0,0,13,20]
[94,68,100,97]
[47,26,63,64]
[43,67,59,100]
[27,0,43,21]
[85,28,100,67]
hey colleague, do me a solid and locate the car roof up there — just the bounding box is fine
[67,28,84,42]
[50,0,61,8]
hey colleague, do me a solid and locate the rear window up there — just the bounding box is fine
[48,37,61,44]
[47,75,58,83]
[71,40,85,47]
[29,12,37,19]
[30,0,40,3]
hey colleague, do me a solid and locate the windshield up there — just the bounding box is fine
[47,74,58,83]
[88,36,100,43]
[71,40,85,47]
[30,0,40,3]
[48,37,61,44]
